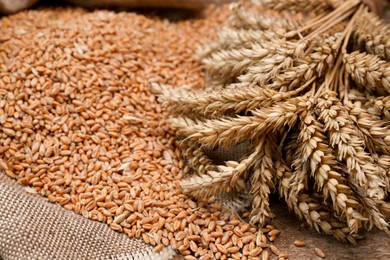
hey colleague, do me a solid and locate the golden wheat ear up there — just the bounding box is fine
[297,112,377,234]
[203,43,269,85]
[276,157,358,243]
[344,51,390,95]
[212,27,285,53]
[178,138,217,176]
[315,92,388,200]
[229,3,301,31]
[245,136,277,227]
[367,95,390,120]
[353,8,390,61]
[260,0,333,14]
[238,29,343,91]
[347,101,390,155]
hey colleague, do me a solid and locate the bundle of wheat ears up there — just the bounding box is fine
[155,0,390,243]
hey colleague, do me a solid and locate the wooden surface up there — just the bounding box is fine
[271,200,390,260]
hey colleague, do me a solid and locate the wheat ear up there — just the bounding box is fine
[210,27,286,53]
[178,138,217,176]
[238,29,343,90]
[344,51,390,95]
[161,85,277,118]
[249,137,276,226]
[315,92,387,200]
[261,0,333,14]
[347,101,390,155]
[353,8,390,61]
[181,138,265,197]
[203,43,270,84]
[367,95,390,120]
[172,97,308,149]
[229,3,301,31]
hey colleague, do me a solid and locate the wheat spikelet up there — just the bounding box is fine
[171,97,307,149]
[344,51,390,95]
[261,0,333,14]
[249,137,276,226]
[203,43,270,84]
[347,88,371,105]
[238,29,343,90]
[161,85,279,118]
[353,8,390,60]
[178,138,217,176]
[347,101,390,154]
[230,3,301,31]
[367,95,390,120]
[315,92,387,200]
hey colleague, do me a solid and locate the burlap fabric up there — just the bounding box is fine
[0,173,176,260]
[0,0,37,14]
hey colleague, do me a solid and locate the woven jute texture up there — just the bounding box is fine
[0,0,37,14]
[0,173,176,260]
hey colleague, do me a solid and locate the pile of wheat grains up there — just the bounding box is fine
[0,4,286,260]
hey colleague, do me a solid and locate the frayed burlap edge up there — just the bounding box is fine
[0,173,176,260]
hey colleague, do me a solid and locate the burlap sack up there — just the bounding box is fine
[0,0,37,14]
[0,173,176,260]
